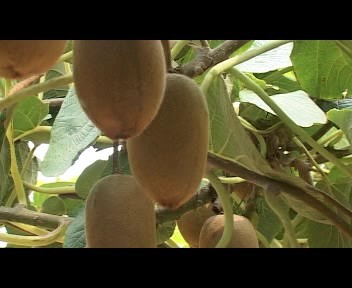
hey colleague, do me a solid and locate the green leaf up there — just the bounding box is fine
[327,108,352,145]
[291,40,352,99]
[63,207,86,248]
[156,221,176,245]
[335,40,352,59]
[32,192,51,210]
[240,90,327,127]
[75,159,112,199]
[41,87,101,176]
[306,220,352,248]
[206,75,271,175]
[40,182,75,189]
[43,62,70,99]
[41,196,66,215]
[61,198,85,217]
[256,197,284,242]
[13,96,49,138]
[238,40,293,73]
[15,141,38,185]
[75,150,130,199]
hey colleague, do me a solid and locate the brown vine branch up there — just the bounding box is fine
[0,205,72,230]
[207,153,352,238]
[155,183,217,224]
[174,40,250,78]
[0,184,217,231]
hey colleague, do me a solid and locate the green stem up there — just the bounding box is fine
[23,181,76,195]
[0,73,73,111]
[265,190,299,248]
[206,171,234,248]
[270,238,283,248]
[14,126,113,145]
[57,51,73,63]
[8,222,64,243]
[219,176,245,184]
[293,137,332,194]
[256,231,270,248]
[230,67,352,179]
[171,40,189,60]
[318,129,344,146]
[0,222,67,247]
[262,66,294,82]
[4,80,27,206]
[200,40,292,94]
[165,238,180,248]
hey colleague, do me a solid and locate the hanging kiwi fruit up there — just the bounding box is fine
[127,73,209,209]
[0,40,67,79]
[73,40,166,140]
[177,204,217,248]
[199,215,259,248]
[85,174,156,248]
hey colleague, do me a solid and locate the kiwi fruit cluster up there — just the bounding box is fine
[73,40,210,247]
[0,40,67,79]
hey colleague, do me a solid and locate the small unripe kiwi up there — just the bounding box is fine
[127,74,209,209]
[0,40,67,79]
[85,174,156,248]
[73,40,166,140]
[199,215,259,248]
[177,204,216,248]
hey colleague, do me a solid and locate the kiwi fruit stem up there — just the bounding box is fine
[264,189,299,248]
[112,141,120,174]
[161,40,172,71]
[206,170,234,248]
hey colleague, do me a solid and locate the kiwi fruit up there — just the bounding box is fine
[127,73,209,209]
[199,215,259,248]
[0,40,67,79]
[73,40,166,140]
[177,204,216,248]
[85,174,156,248]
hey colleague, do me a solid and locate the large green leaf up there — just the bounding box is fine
[75,159,112,199]
[41,87,100,176]
[205,75,271,175]
[75,150,131,199]
[63,207,86,248]
[327,108,352,145]
[43,62,70,100]
[291,40,352,99]
[238,40,293,73]
[239,90,327,127]
[13,96,49,139]
[305,220,352,248]
[41,196,66,216]
[256,197,285,242]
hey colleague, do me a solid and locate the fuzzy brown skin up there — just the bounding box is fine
[85,175,156,248]
[177,205,216,248]
[73,40,166,140]
[0,40,67,79]
[127,74,209,209]
[199,215,259,248]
